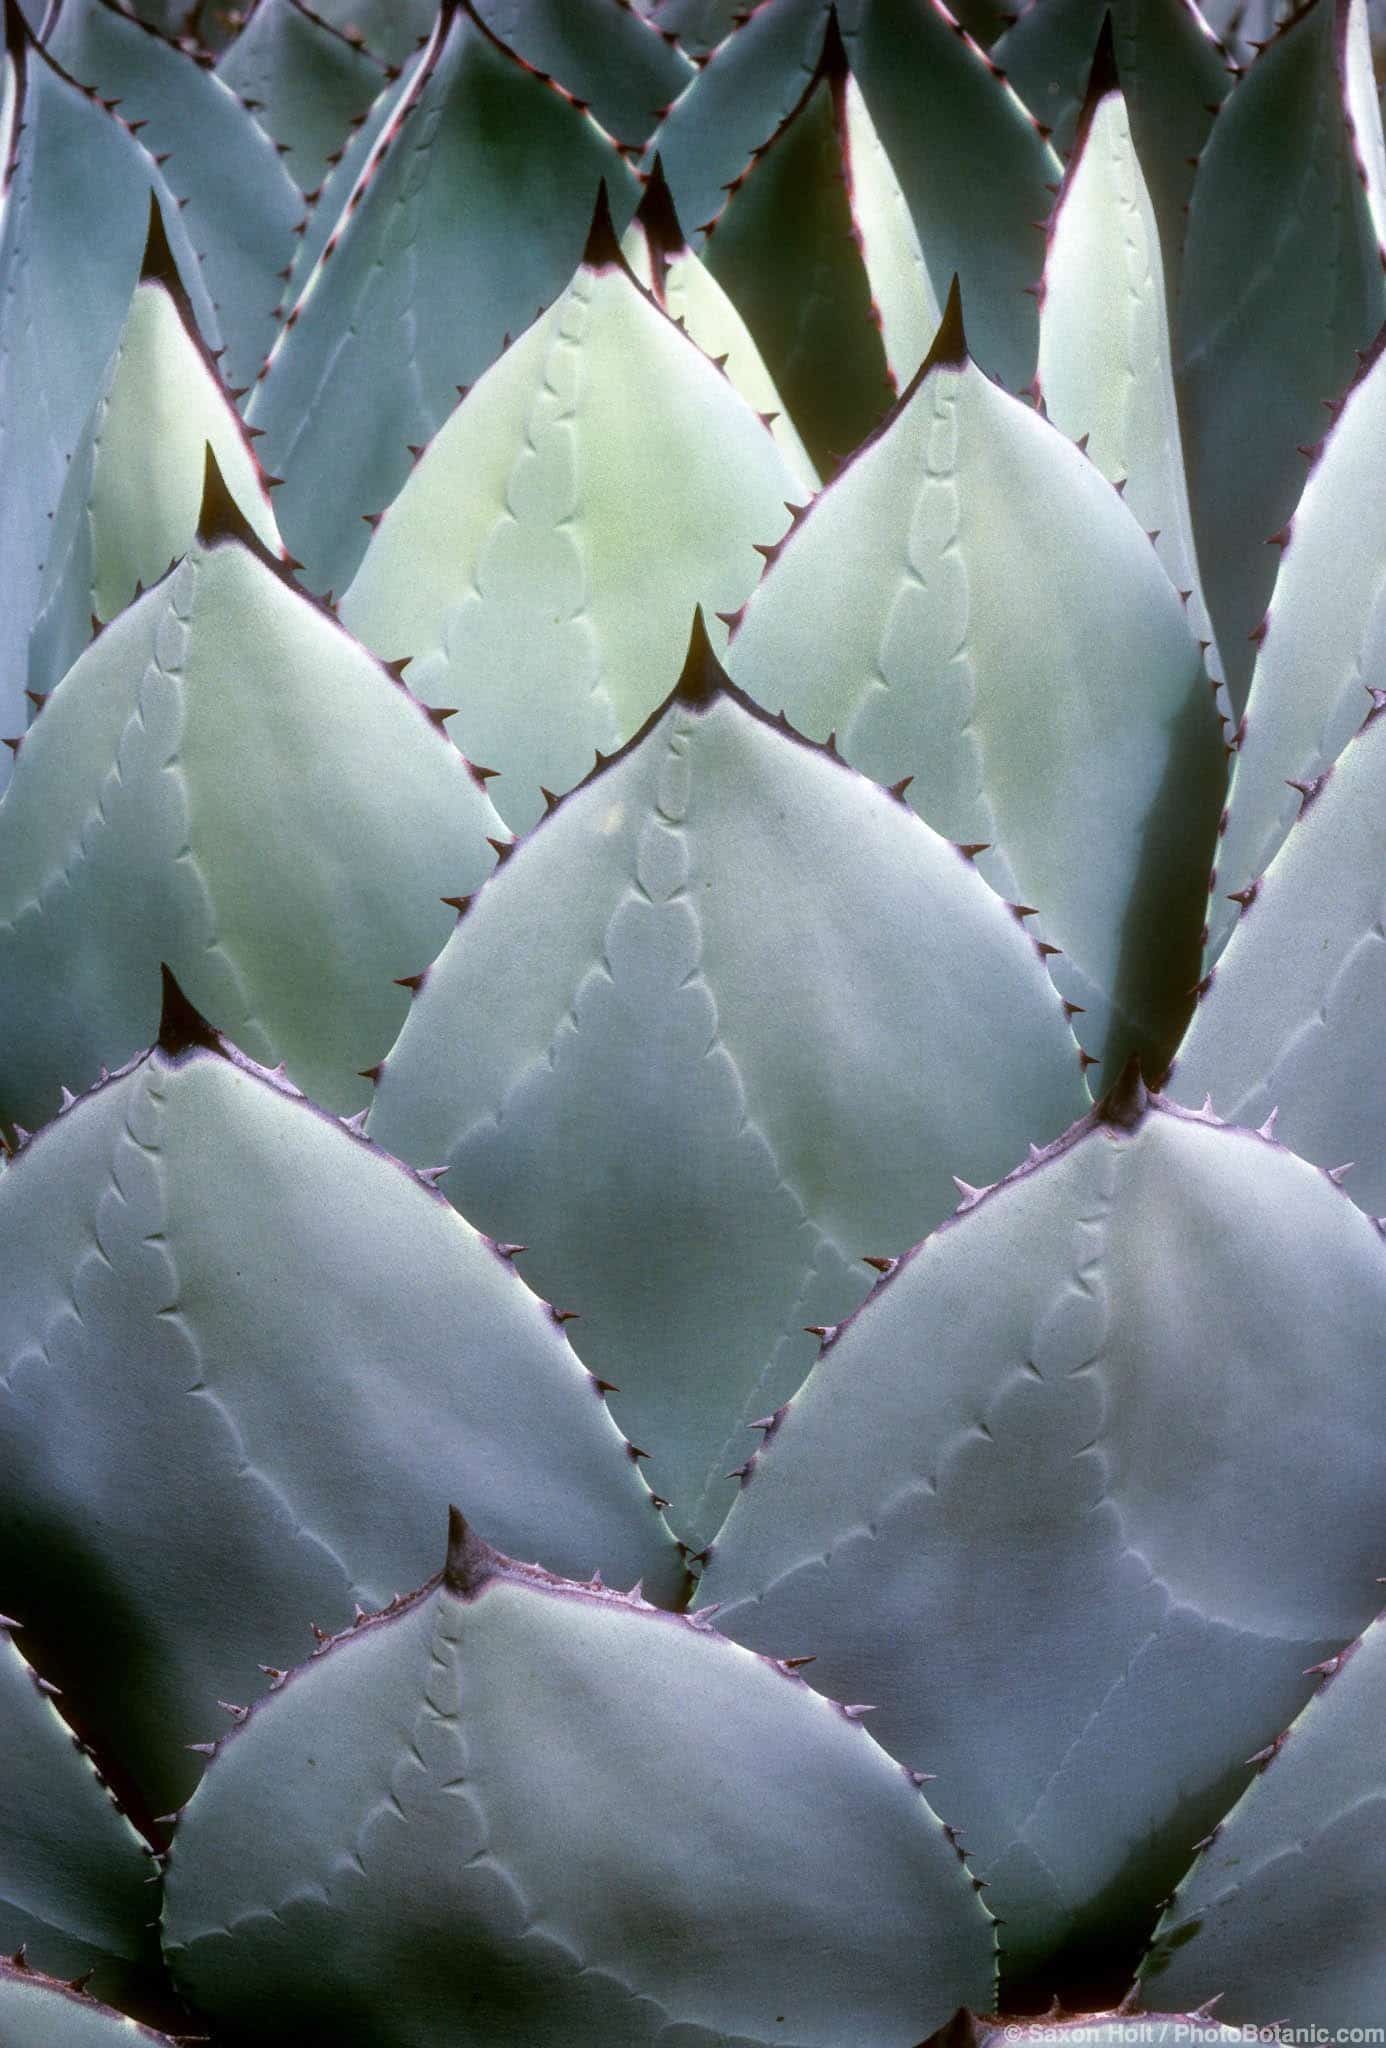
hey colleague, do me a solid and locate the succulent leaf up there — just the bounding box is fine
[995,0,1232,298]
[44,0,302,392]
[367,647,1089,1546]
[1037,22,1226,701]
[162,1516,994,2045]
[214,0,390,192]
[1171,697,1386,1215]
[0,519,504,1128]
[1203,311,1386,965]
[0,1031,684,1816]
[700,1092,1386,1983]
[0,1962,181,2047]
[0,21,153,784]
[696,14,909,474]
[300,0,437,66]
[28,198,281,698]
[339,229,809,833]
[650,0,1060,396]
[472,0,693,147]
[622,158,819,491]
[246,2,640,597]
[728,295,1224,1082]
[1141,1611,1386,2024]
[0,1624,157,1998]
[1176,0,1386,715]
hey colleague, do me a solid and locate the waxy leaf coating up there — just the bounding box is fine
[247,1,639,597]
[162,1516,994,2046]
[368,646,1088,1547]
[214,0,391,191]
[340,231,806,833]
[702,1091,1386,1984]
[1172,700,1386,1217]
[1141,1614,1386,2025]
[0,523,503,1130]
[0,1625,156,1998]
[729,301,1223,1082]
[0,1031,683,1816]
[0,1963,181,2048]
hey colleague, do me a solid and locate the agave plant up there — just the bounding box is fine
[4,0,1386,2040]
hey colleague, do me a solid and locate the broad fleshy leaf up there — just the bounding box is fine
[0,508,503,1130]
[0,1027,684,1816]
[700,1084,1386,1986]
[303,0,437,65]
[1141,1612,1386,2024]
[695,14,930,473]
[728,292,1224,1083]
[214,0,390,191]
[45,0,302,392]
[367,638,1089,1548]
[162,1514,994,2046]
[651,0,1059,397]
[27,199,281,699]
[474,0,692,146]
[246,0,639,597]
[0,1624,156,1997]
[0,1964,181,2048]
[1176,0,1386,715]
[1171,700,1386,1217]
[621,156,819,491]
[339,217,808,833]
[995,0,1232,295]
[0,15,153,781]
[1037,24,1225,698]
[1204,316,1386,964]
[279,46,425,308]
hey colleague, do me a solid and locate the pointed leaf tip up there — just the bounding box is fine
[673,609,732,709]
[817,3,850,83]
[1097,1052,1148,1131]
[444,1506,500,1598]
[140,192,184,295]
[157,965,226,1061]
[1084,11,1121,109]
[583,178,626,273]
[4,0,31,61]
[920,276,969,375]
[636,153,685,258]
[196,445,269,556]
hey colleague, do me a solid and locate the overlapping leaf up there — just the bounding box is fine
[27,200,281,700]
[214,0,390,191]
[1204,315,1386,964]
[652,0,1059,396]
[0,12,154,779]
[621,157,818,490]
[367,637,1089,1548]
[729,290,1223,1082]
[474,0,692,146]
[696,12,926,471]
[1171,700,1386,1216]
[0,502,503,1130]
[701,1083,1386,1984]
[0,1964,181,2048]
[1142,1613,1386,2024]
[162,1514,993,2046]
[1176,0,1386,714]
[339,216,808,833]
[247,0,639,597]
[45,0,302,391]
[304,0,436,66]
[995,0,1231,294]
[0,1025,683,1816]
[1037,23,1224,696]
[0,1624,156,1999]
